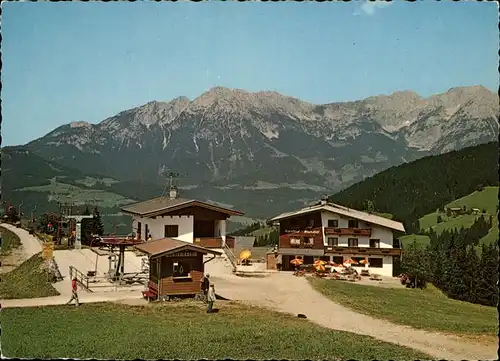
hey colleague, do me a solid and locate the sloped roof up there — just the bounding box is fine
[135,238,222,257]
[121,197,244,217]
[269,202,405,232]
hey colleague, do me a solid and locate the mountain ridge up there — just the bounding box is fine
[14,84,499,220]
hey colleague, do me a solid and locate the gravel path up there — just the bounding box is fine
[0,223,42,259]
[1,291,143,308]
[208,262,497,360]
[1,235,495,360]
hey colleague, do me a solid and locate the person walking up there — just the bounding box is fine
[66,277,79,307]
[207,284,216,313]
[200,273,210,302]
[147,234,152,242]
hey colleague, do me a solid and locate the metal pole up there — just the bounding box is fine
[31,205,37,225]
[18,201,24,220]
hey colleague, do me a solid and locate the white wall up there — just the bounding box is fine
[323,254,393,277]
[215,220,227,242]
[321,211,394,248]
[132,215,194,244]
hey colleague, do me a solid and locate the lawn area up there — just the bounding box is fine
[309,278,498,336]
[0,253,60,299]
[1,301,431,360]
[0,226,22,255]
[447,186,498,216]
[399,234,430,248]
[419,186,498,232]
[431,214,480,235]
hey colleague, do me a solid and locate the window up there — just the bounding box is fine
[393,238,401,248]
[352,257,365,267]
[327,237,338,246]
[145,224,149,239]
[137,222,142,238]
[348,238,358,247]
[368,258,383,268]
[327,219,339,228]
[348,219,359,228]
[332,256,343,264]
[308,219,314,227]
[173,260,191,277]
[164,225,179,238]
[369,239,380,248]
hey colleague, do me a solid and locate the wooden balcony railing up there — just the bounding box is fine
[324,246,402,256]
[193,236,235,249]
[289,243,315,248]
[324,227,372,237]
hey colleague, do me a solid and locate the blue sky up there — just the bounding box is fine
[2,1,498,146]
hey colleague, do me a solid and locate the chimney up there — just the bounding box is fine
[169,186,177,200]
[320,195,329,205]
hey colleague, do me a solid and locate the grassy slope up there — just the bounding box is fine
[0,226,22,255]
[447,186,498,215]
[309,278,498,336]
[1,302,430,360]
[398,234,431,248]
[400,186,498,248]
[0,253,60,299]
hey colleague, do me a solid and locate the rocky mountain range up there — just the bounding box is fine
[6,85,498,222]
[27,85,498,187]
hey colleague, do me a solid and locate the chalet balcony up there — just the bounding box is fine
[324,245,402,256]
[324,227,372,237]
[279,233,324,250]
[193,236,235,249]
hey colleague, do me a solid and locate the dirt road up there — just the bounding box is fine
[1,290,143,308]
[1,231,495,360]
[207,261,497,360]
[0,223,42,259]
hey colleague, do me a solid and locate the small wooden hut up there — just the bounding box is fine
[135,238,221,300]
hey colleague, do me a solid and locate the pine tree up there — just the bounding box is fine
[91,207,104,236]
[463,245,479,303]
[476,243,499,306]
[401,241,430,288]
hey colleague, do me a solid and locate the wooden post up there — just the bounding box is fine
[157,256,161,299]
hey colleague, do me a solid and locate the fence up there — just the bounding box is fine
[69,265,92,292]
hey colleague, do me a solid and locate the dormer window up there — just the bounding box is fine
[348,219,359,228]
[327,219,339,227]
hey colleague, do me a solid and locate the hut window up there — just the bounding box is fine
[368,258,383,268]
[327,237,338,246]
[165,225,179,238]
[327,219,338,228]
[348,238,358,247]
[173,260,191,277]
[348,219,359,228]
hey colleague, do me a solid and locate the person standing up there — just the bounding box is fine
[66,277,79,307]
[147,234,152,242]
[200,273,210,302]
[207,284,216,313]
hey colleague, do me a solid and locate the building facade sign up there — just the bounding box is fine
[170,250,198,258]
[284,228,321,235]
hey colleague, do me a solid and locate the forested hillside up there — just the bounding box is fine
[329,141,498,232]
